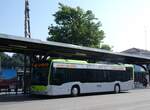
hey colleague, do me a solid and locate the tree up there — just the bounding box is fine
[0,53,24,68]
[0,52,12,68]
[101,44,113,51]
[11,53,24,67]
[48,3,111,49]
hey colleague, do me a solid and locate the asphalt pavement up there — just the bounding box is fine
[0,89,150,110]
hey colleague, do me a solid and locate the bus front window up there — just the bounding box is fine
[32,67,49,86]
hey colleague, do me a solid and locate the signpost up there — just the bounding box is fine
[24,0,31,94]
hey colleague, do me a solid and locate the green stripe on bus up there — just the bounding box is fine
[31,85,47,92]
[48,58,88,64]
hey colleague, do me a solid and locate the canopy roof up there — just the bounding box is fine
[0,33,150,64]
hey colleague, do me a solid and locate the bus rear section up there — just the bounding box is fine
[30,60,134,96]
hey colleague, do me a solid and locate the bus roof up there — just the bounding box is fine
[50,59,88,64]
[50,59,134,68]
[124,64,134,68]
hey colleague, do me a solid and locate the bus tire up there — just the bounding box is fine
[71,85,80,96]
[114,84,120,93]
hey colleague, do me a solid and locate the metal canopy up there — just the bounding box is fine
[0,33,150,64]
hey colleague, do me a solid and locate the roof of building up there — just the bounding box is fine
[122,48,150,58]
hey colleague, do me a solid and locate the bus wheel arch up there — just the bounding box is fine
[71,85,80,96]
[114,84,120,93]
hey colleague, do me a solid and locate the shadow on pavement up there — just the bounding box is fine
[0,91,129,103]
[0,94,49,103]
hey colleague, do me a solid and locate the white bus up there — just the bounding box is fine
[31,59,134,96]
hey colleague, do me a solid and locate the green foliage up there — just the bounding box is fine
[0,53,24,68]
[101,44,112,51]
[0,52,12,68]
[11,53,24,67]
[48,3,108,48]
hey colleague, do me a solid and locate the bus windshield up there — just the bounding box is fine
[31,66,49,86]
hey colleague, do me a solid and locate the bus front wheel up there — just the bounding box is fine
[71,86,80,96]
[114,84,120,93]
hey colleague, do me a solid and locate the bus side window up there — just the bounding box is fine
[53,68,64,85]
[103,70,109,82]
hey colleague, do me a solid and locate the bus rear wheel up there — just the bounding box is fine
[71,86,80,96]
[114,84,120,93]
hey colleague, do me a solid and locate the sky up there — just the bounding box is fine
[0,0,150,52]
